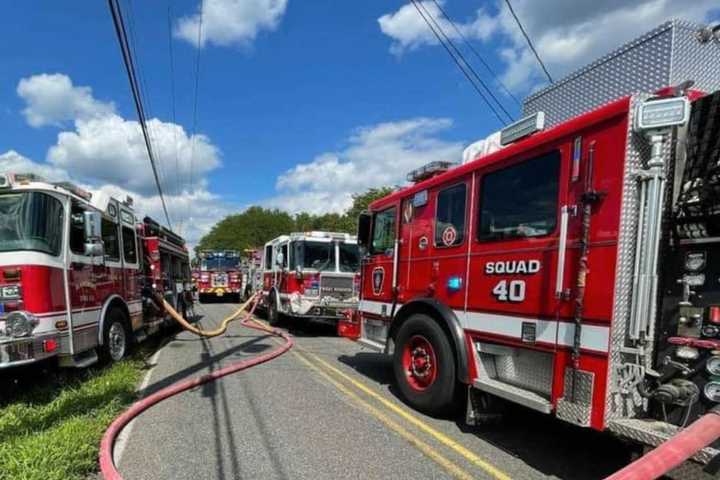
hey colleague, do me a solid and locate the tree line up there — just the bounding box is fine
[195,187,391,254]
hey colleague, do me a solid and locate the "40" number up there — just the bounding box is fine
[492,280,526,302]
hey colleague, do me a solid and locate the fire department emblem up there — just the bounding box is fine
[441,226,457,246]
[372,267,385,295]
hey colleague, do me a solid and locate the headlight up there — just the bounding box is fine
[5,311,38,337]
[675,345,699,360]
[707,356,720,376]
[1,285,20,299]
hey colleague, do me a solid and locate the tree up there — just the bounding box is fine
[195,186,393,253]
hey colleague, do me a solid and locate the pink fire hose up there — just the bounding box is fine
[605,410,720,480]
[99,297,293,480]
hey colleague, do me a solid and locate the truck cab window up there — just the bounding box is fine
[478,151,560,241]
[280,244,288,269]
[370,207,396,255]
[122,226,137,264]
[69,201,86,255]
[102,218,120,262]
[265,245,273,270]
[435,183,466,247]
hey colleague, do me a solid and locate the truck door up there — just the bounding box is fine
[398,191,432,303]
[67,200,97,352]
[363,205,399,317]
[466,149,567,350]
[119,211,141,319]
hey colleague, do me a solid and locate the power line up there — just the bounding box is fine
[108,0,173,228]
[167,3,182,232]
[410,0,511,125]
[188,1,205,201]
[502,0,553,83]
[430,0,521,107]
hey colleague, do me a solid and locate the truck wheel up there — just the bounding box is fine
[393,314,457,416]
[101,308,129,363]
[268,294,280,326]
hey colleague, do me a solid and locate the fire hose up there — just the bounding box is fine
[605,409,720,480]
[99,293,294,480]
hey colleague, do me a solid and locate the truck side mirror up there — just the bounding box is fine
[275,252,285,268]
[357,212,372,250]
[83,211,104,257]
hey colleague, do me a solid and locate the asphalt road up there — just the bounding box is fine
[116,302,632,480]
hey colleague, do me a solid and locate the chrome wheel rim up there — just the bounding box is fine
[108,322,126,361]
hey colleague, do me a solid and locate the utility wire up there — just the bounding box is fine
[410,0,511,124]
[167,3,182,233]
[430,0,520,107]
[188,1,204,202]
[108,0,173,228]
[502,0,553,83]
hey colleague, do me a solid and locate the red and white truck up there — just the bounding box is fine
[350,20,720,475]
[0,173,191,368]
[261,231,360,325]
[195,250,243,303]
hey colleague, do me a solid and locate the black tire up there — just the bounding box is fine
[393,314,457,416]
[100,308,129,363]
[267,293,280,326]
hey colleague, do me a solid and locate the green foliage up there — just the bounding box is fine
[197,186,392,253]
[0,359,145,480]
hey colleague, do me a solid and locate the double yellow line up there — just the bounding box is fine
[245,313,511,480]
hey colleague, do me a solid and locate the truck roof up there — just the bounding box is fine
[368,95,631,212]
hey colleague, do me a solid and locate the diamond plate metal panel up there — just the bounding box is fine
[557,369,594,427]
[523,20,720,126]
[493,349,553,396]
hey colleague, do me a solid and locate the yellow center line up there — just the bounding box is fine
[292,350,476,480]
[248,317,510,480]
[301,349,511,480]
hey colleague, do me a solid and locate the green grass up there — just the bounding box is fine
[0,349,154,480]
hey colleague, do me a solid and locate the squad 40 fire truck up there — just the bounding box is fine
[348,20,720,476]
[261,231,360,326]
[195,250,243,303]
[0,173,191,368]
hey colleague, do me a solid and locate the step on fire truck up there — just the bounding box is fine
[196,250,243,303]
[261,231,360,326]
[0,173,192,368]
[349,20,720,475]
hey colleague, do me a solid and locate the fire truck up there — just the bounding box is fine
[0,173,191,368]
[351,20,720,473]
[195,249,242,303]
[261,231,360,325]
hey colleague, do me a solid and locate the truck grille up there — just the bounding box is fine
[212,273,228,288]
[320,275,354,301]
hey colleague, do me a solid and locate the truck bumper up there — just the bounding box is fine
[0,333,59,368]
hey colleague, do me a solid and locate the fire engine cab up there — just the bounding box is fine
[353,20,720,473]
[196,250,242,302]
[0,173,191,368]
[261,231,360,325]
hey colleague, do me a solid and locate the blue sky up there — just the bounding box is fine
[1,0,718,246]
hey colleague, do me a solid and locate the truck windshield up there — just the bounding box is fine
[0,192,64,256]
[338,243,359,272]
[201,256,240,271]
[295,241,335,272]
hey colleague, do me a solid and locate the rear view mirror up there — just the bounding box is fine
[275,252,285,268]
[357,212,372,249]
[84,242,104,257]
[83,211,102,241]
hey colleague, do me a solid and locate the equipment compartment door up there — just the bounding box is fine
[465,148,567,350]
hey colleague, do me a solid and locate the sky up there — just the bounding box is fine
[1,0,719,249]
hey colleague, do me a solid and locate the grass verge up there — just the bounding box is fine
[0,342,161,480]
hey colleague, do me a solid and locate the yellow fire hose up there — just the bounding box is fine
[159,292,260,338]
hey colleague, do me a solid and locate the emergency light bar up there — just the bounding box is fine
[635,96,690,131]
[407,161,456,183]
[499,112,545,146]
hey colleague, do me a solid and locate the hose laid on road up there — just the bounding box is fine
[99,295,294,480]
[158,292,258,337]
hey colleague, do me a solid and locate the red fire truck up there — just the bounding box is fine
[261,231,360,325]
[196,250,242,303]
[0,173,191,368]
[351,20,720,474]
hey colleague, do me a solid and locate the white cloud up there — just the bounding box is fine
[174,0,288,48]
[17,73,115,127]
[379,1,720,92]
[47,114,220,197]
[378,1,495,55]
[265,118,463,214]
[6,73,228,249]
[0,150,69,182]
